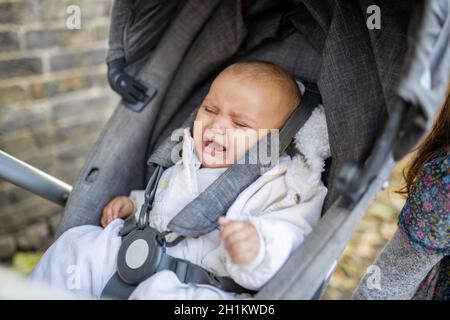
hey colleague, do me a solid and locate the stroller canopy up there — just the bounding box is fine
[56,0,450,299]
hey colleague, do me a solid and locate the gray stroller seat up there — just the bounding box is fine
[1,0,449,299]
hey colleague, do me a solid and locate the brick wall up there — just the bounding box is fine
[0,0,119,261]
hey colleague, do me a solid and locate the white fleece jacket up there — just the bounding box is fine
[31,105,330,300]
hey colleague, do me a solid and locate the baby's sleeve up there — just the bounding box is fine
[129,190,146,219]
[225,184,327,291]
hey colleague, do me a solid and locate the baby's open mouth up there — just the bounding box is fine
[203,138,226,156]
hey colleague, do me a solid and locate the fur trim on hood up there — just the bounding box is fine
[286,81,331,199]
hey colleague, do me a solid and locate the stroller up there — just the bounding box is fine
[1,0,449,299]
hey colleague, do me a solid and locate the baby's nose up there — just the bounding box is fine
[209,125,226,135]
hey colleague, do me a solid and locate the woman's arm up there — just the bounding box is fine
[355,150,449,299]
[352,228,443,299]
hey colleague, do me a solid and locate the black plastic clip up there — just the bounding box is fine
[107,58,157,112]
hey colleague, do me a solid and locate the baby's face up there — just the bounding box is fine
[193,71,295,168]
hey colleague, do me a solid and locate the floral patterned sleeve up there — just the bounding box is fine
[398,148,450,256]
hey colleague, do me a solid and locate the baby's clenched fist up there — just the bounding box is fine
[218,217,260,266]
[101,196,135,228]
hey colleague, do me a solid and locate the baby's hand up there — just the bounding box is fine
[218,217,260,266]
[101,196,135,228]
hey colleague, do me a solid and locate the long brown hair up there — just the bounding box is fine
[400,85,450,194]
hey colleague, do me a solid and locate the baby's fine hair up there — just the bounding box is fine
[222,60,301,110]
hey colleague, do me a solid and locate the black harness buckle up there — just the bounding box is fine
[116,225,165,285]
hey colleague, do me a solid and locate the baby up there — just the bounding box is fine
[31,61,329,299]
[101,61,301,266]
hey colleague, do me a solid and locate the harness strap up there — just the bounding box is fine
[157,255,256,295]
[101,217,255,299]
[101,273,136,299]
[102,257,255,299]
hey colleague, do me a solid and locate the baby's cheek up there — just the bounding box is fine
[193,120,205,149]
[193,119,204,140]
